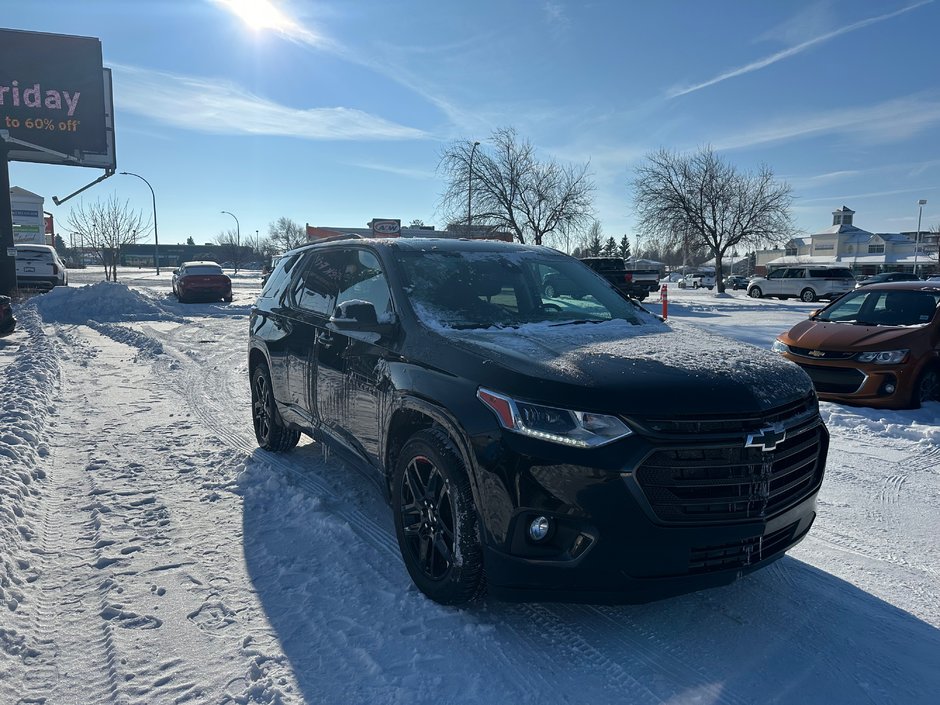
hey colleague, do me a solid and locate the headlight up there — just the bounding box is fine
[477,388,632,448]
[772,339,789,354]
[855,349,909,364]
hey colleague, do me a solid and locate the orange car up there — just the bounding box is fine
[773,282,940,409]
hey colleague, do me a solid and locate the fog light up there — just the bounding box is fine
[884,384,896,394]
[528,516,551,542]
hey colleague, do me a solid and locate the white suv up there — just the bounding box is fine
[15,244,68,290]
[747,266,854,302]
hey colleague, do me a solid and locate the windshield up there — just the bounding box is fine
[816,289,939,326]
[394,250,649,329]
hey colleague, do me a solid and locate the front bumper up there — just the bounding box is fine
[471,411,827,603]
[782,354,917,408]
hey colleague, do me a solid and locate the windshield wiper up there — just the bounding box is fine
[549,319,606,327]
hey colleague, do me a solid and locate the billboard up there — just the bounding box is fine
[0,28,112,168]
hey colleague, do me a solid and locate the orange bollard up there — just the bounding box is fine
[661,284,668,320]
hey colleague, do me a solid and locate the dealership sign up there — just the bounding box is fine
[0,28,109,163]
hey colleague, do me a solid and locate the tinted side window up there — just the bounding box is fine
[337,250,392,317]
[260,254,299,298]
[811,269,854,279]
[784,269,805,278]
[293,251,343,315]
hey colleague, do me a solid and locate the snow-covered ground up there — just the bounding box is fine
[1,269,938,704]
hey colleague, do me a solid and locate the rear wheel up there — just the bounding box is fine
[543,284,557,298]
[251,363,300,451]
[749,287,762,298]
[392,428,484,605]
[800,288,818,303]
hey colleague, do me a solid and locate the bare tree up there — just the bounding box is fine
[438,127,595,245]
[581,220,603,256]
[65,196,150,282]
[213,228,247,271]
[633,146,792,292]
[267,217,307,252]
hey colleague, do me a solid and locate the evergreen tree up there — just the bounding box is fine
[618,235,631,261]
[602,236,618,256]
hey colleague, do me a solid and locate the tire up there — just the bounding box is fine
[251,362,300,451]
[707,286,714,291]
[911,366,940,408]
[543,284,557,298]
[392,428,484,605]
[749,287,762,298]
[800,288,818,303]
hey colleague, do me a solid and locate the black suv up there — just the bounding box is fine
[248,238,828,605]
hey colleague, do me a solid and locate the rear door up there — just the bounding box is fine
[280,249,343,426]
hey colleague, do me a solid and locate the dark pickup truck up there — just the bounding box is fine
[579,257,660,301]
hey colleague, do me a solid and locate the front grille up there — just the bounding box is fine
[787,346,854,360]
[635,422,825,524]
[688,522,802,574]
[798,364,865,394]
[639,395,817,437]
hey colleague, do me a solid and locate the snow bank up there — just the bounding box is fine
[0,309,58,611]
[29,281,181,324]
[821,401,940,444]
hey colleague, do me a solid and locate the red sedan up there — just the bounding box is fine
[172,261,233,303]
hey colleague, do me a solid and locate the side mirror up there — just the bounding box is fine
[809,309,821,318]
[330,300,397,334]
[172,269,179,275]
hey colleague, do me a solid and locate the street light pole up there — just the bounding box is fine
[120,171,160,275]
[221,210,240,274]
[913,199,927,276]
[467,140,480,233]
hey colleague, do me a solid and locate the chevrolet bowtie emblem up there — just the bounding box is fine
[745,425,787,452]
[808,350,826,357]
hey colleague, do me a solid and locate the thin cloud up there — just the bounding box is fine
[668,1,933,98]
[209,0,336,50]
[112,64,428,141]
[714,94,940,151]
[798,185,939,204]
[346,162,436,179]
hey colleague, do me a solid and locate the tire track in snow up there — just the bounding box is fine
[154,318,757,705]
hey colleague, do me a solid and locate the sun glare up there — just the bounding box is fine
[216,0,297,33]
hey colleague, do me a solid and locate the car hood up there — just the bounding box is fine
[782,319,921,349]
[428,319,812,416]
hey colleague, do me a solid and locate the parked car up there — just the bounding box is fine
[577,257,659,300]
[855,272,921,288]
[15,243,68,290]
[0,295,15,337]
[541,270,586,299]
[677,271,715,289]
[249,237,828,605]
[748,266,855,302]
[773,281,940,408]
[172,261,233,303]
[723,275,750,290]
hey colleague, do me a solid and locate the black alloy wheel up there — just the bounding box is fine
[251,363,300,451]
[393,428,484,605]
[543,283,557,298]
[913,366,940,408]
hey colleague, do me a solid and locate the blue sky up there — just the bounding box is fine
[9,0,940,248]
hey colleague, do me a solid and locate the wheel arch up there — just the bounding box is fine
[384,398,486,522]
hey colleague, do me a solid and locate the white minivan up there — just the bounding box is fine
[15,244,69,290]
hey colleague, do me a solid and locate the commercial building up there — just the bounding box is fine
[756,206,938,276]
[9,186,48,245]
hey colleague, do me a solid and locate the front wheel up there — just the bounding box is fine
[749,287,762,298]
[393,428,484,605]
[251,363,300,451]
[543,284,557,298]
[800,288,818,303]
[911,366,940,408]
